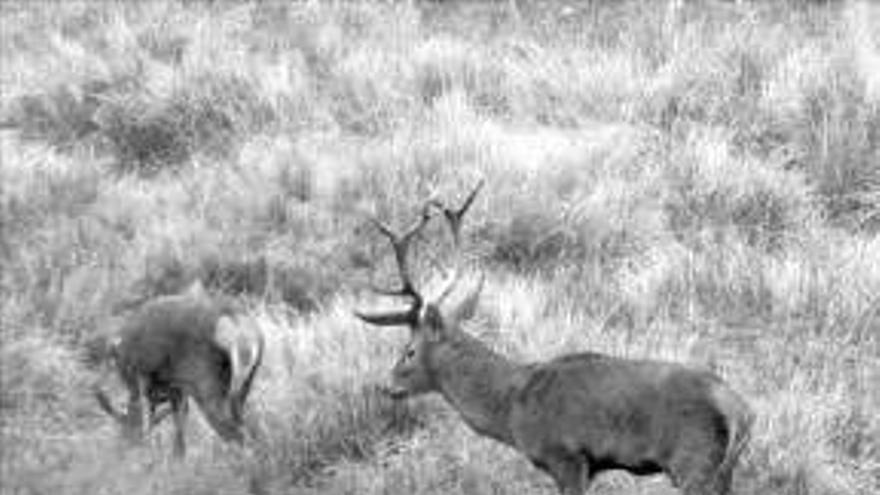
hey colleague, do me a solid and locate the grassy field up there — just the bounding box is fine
[1,0,879,494]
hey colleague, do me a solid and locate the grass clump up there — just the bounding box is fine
[92,71,276,175]
[762,47,880,230]
[664,128,818,253]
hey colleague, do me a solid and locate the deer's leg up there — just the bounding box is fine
[148,397,167,429]
[137,377,151,439]
[148,403,174,429]
[713,468,734,495]
[678,462,731,495]
[533,450,588,495]
[682,476,723,495]
[123,376,150,444]
[669,444,726,495]
[146,382,174,429]
[170,390,188,458]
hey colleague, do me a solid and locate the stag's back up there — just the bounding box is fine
[115,288,237,382]
[511,353,736,472]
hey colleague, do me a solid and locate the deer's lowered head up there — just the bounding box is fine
[94,280,264,457]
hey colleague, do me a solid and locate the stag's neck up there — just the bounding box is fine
[432,331,524,447]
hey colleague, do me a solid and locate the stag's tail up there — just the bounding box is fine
[713,384,755,490]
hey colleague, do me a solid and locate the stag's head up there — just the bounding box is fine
[355,181,484,400]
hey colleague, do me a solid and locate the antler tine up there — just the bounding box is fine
[435,180,484,304]
[357,184,483,326]
[369,202,435,304]
[356,201,436,327]
[439,179,484,247]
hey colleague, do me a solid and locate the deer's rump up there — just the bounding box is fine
[510,353,729,474]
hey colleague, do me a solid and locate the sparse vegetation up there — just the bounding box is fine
[1,1,878,494]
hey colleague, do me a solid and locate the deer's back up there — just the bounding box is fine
[511,353,728,471]
[115,294,234,378]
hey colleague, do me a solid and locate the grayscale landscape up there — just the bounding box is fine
[1,1,878,494]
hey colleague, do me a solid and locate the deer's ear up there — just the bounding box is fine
[421,304,446,337]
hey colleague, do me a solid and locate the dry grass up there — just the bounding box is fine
[1,1,878,494]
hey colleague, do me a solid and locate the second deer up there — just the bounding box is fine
[94,281,264,457]
[356,182,754,495]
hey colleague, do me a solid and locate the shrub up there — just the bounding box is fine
[759,13,880,231]
[0,333,89,413]
[664,128,818,253]
[1,82,104,147]
[94,73,276,175]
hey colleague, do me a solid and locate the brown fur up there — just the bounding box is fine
[371,290,754,495]
[94,282,263,457]
[356,185,752,493]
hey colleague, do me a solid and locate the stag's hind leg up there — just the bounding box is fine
[668,446,728,495]
[531,449,590,495]
[680,474,728,495]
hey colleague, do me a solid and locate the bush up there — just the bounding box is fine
[95,73,276,175]
[1,81,105,147]
[664,128,817,253]
[761,48,880,230]
[0,333,90,413]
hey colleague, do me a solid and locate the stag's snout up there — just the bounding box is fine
[372,383,410,401]
[387,385,411,401]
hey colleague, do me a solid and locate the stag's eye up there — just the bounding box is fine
[404,347,416,360]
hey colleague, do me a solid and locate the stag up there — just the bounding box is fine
[355,182,754,495]
[94,281,264,457]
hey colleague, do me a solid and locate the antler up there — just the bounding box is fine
[437,179,484,247]
[355,181,484,326]
[354,202,435,326]
[434,180,484,305]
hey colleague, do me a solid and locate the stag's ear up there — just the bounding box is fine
[447,274,484,325]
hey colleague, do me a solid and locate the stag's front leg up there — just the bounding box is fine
[121,377,147,443]
[170,390,188,458]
